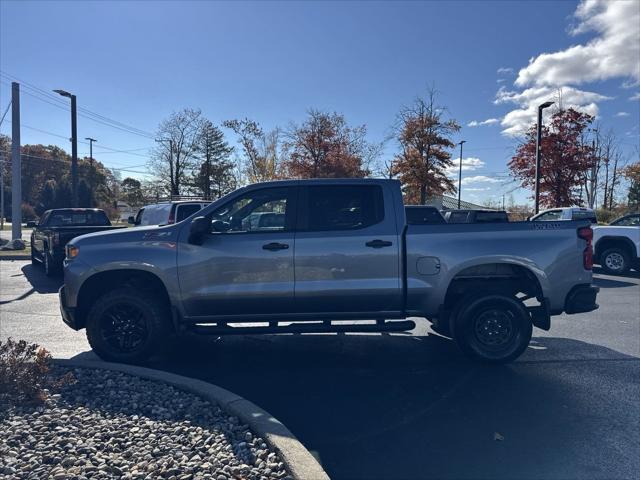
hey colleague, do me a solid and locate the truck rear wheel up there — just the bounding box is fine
[452,294,532,363]
[86,288,170,364]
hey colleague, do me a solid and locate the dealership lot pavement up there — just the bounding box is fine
[1,259,639,479]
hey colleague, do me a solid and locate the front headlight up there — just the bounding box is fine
[66,244,79,260]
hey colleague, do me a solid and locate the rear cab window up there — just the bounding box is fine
[447,211,470,223]
[475,211,509,223]
[48,210,110,226]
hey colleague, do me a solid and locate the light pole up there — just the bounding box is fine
[457,140,466,209]
[54,89,78,207]
[534,101,554,214]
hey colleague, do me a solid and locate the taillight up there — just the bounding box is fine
[168,208,175,224]
[578,227,593,270]
[53,232,60,246]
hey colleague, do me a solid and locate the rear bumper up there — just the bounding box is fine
[564,284,600,314]
[59,285,81,330]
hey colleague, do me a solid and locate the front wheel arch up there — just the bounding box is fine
[76,269,173,331]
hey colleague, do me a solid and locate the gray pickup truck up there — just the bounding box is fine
[59,179,599,364]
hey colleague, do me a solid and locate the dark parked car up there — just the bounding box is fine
[30,208,124,276]
[443,209,509,224]
[405,205,446,225]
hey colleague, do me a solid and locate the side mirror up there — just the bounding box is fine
[127,216,135,224]
[211,219,230,233]
[26,220,37,228]
[189,216,210,244]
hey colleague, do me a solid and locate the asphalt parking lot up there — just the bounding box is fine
[1,259,639,480]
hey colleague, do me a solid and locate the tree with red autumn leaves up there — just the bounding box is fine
[392,90,460,204]
[509,108,595,208]
[283,110,374,178]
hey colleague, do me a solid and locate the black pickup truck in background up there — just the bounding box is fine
[30,209,124,276]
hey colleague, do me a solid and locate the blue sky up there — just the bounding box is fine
[1,0,638,205]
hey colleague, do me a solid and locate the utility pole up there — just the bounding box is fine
[11,82,21,240]
[85,137,97,198]
[85,137,97,164]
[534,101,555,214]
[54,89,78,207]
[457,140,466,209]
[205,130,211,200]
[0,100,10,231]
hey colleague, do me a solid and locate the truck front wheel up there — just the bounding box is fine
[452,294,532,363]
[86,288,170,364]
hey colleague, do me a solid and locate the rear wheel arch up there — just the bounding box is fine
[76,269,173,330]
[433,263,543,336]
[595,236,636,262]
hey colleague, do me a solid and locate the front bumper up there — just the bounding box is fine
[59,285,80,330]
[564,284,600,314]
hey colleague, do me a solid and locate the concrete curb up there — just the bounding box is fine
[53,358,330,480]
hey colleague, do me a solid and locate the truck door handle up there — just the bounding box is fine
[366,239,393,248]
[262,242,289,251]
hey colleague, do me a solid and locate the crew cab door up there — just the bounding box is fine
[178,186,297,317]
[294,183,402,314]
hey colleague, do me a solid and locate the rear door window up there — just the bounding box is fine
[304,185,384,231]
[572,210,597,223]
[176,204,203,222]
[534,210,562,221]
[139,204,172,226]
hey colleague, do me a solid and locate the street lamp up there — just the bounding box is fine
[54,89,78,207]
[534,101,555,214]
[457,140,466,209]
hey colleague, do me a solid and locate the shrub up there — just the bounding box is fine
[0,338,71,409]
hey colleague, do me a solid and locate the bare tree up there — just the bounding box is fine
[149,108,204,196]
[223,119,282,183]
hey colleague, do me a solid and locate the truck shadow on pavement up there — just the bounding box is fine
[20,263,63,294]
[72,332,639,480]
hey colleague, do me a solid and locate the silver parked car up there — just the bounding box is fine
[129,201,210,226]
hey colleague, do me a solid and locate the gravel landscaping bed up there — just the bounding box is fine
[0,366,291,480]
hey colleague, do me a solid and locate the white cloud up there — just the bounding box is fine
[515,0,640,88]
[495,85,610,136]
[461,175,501,186]
[497,67,514,75]
[630,92,640,101]
[468,118,499,127]
[464,187,491,192]
[615,111,630,117]
[445,157,485,176]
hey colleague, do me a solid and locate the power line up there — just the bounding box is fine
[0,72,156,139]
[2,153,149,175]
[2,120,153,160]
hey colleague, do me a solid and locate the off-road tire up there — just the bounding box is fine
[86,288,171,364]
[452,293,532,364]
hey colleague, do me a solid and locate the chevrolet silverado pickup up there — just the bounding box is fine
[59,179,599,364]
[31,208,124,276]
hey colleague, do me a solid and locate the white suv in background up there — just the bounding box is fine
[129,201,210,227]
[530,207,597,223]
[593,213,640,275]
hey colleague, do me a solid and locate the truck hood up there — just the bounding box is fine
[70,224,180,246]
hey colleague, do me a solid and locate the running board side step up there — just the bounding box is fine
[190,319,416,335]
